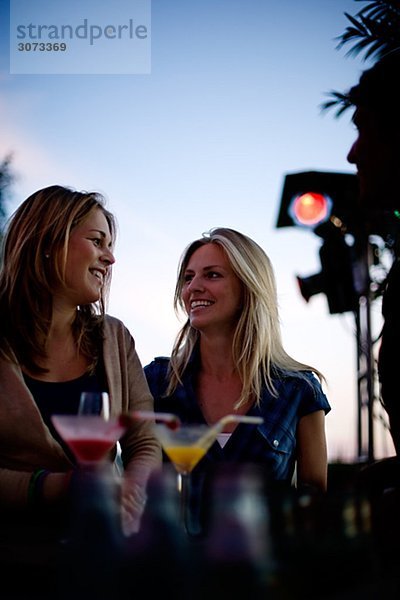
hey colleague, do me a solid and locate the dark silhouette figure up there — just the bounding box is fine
[345,51,400,594]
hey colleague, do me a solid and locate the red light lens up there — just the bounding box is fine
[290,192,332,226]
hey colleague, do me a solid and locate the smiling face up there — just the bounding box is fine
[181,243,243,335]
[54,207,115,309]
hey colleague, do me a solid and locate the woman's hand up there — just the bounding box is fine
[120,476,148,536]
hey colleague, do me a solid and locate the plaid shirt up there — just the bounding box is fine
[144,351,330,483]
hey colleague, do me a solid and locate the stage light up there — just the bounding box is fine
[275,170,360,314]
[289,192,332,227]
[275,171,385,461]
[296,272,324,303]
[276,170,359,233]
[296,221,358,314]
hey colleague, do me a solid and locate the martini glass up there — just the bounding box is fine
[132,411,263,534]
[51,393,129,563]
[51,392,127,467]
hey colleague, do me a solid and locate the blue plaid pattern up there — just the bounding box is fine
[144,352,331,484]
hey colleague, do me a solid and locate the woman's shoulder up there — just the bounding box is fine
[102,315,140,353]
[104,314,126,329]
[272,368,326,398]
[103,314,135,338]
[144,357,171,395]
[273,367,319,385]
[271,369,330,414]
[144,356,171,374]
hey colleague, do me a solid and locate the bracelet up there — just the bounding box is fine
[28,468,50,507]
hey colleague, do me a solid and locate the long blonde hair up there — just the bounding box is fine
[167,227,325,408]
[0,185,116,374]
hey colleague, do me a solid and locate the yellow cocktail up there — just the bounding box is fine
[131,412,264,536]
[162,445,208,474]
[155,423,213,474]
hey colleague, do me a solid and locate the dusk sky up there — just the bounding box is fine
[1,0,394,461]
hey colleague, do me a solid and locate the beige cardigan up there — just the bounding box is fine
[0,315,161,507]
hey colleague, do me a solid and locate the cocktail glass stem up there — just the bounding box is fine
[177,472,205,538]
[178,473,189,534]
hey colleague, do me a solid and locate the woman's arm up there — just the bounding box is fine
[296,410,328,492]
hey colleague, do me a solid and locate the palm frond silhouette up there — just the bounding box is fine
[321,0,400,116]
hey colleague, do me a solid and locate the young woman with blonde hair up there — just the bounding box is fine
[145,227,330,513]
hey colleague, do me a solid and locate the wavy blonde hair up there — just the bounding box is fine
[167,227,325,408]
[0,185,116,374]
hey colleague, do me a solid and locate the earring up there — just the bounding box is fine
[45,254,50,258]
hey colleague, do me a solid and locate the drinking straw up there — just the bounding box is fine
[130,410,182,430]
[197,414,263,448]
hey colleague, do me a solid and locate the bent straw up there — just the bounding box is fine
[130,410,182,430]
[197,414,263,448]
